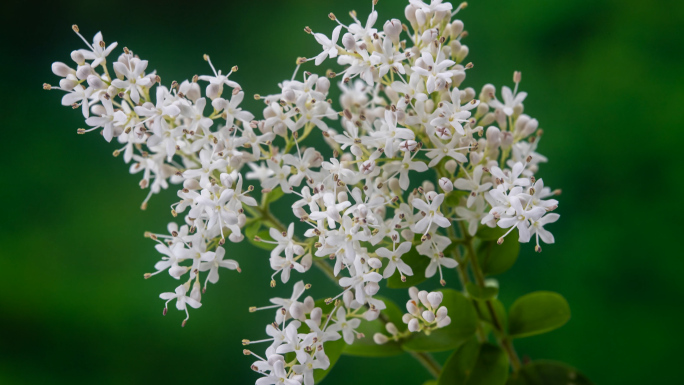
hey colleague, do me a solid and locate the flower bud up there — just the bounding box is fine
[384,19,402,43]
[404,4,418,24]
[300,253,312,271]
[469,151,483,165]
[408,318,420,332]
[421,28,439,43]
[310,307,323,325]
[415,9,426,26]
[450,20,464,39]
[52,62,73,77]
[190,281,202,302]
[402,313,414,324]
[456,46,469,62]
[436,306,448,322]
[386,322,399,335]
[337,191,348,204]
[423,181,436,194]
[522,118,538,137]
[427,292,443,308]
[361,159,376,175]
[445,160,458,174]
[342,33,357,51]
[515,114,531,134]
[452,70,466,88]
[425,190,438,201]
[501,131,514,148]
[400,229,414,241]
[87,74,106,90]
[513,104,524,116]
[365,281,380,296]
[365,308,380,321]
[76,64,94,80]
[289,302,305,320]
[406,300,419,316]
[450,40,462,55]
[486,126,501,149]
[388,178,401,196]
[70,50,85,65]
[400,140,418,152]
[462,87,476,103]
[418,290,430,309]
[422,310,435,323]
[304,296,315,312]
[368,257,382,269]
[184,178,201,190]
[229,232,244,243]
[238,214,247,228]
[373,333,389,344]
[59,78,77,91]
[480,84,496,102]
[343,290,354,309]
[282,88,296,103]
[408,286,419,302]
[439,177,453,192]
[316,77,330,93]
[182,81,202,102]
[436,315,451,328]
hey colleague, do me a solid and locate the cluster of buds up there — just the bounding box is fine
[404,287,451,334]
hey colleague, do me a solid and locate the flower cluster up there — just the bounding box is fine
[46,0,562,383]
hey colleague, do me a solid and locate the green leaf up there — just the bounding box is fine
[508,291,571,339]
[343,296,406,357]
[506,360,594,385]
[465,282,499,301]
[263,187,285,205]
[476,230,519,276]
[313,337,346,383]
[438,339,509,385]
[474,226,507,241]
[474,298,507,332]
[386,247,431,289]
[245,222,277,251]
[445,190,469,206]
[402,289,478,352]
[423,381,438,385]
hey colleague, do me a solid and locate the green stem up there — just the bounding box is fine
[409,351,442,379]
[462,225,522,371]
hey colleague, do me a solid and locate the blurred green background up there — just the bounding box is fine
[1,0,682,383]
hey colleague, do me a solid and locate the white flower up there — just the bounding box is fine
[376,241,414,279]
[199,246,239,287]
[338,259,383,304]
[453,165,493,208]
[327,307,361,344]
[411,194,451,235]
[425,135,468,167]
[489,85,527,116]
[455,195,487,236]
[497,196,546,242]
[308,192,352,229]
[411,51,455,94]
[529,213,560,252]
[256,360,300,385]
[75,30,118,68]
[292,351,330,385]
[112,57,152,104]
[85,95,126,142]
[313,25,343,65]
[160,283,201,326]
[409,0,453,13]
[198,55,239,99]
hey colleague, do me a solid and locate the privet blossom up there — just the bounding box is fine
[46,0,562,383]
